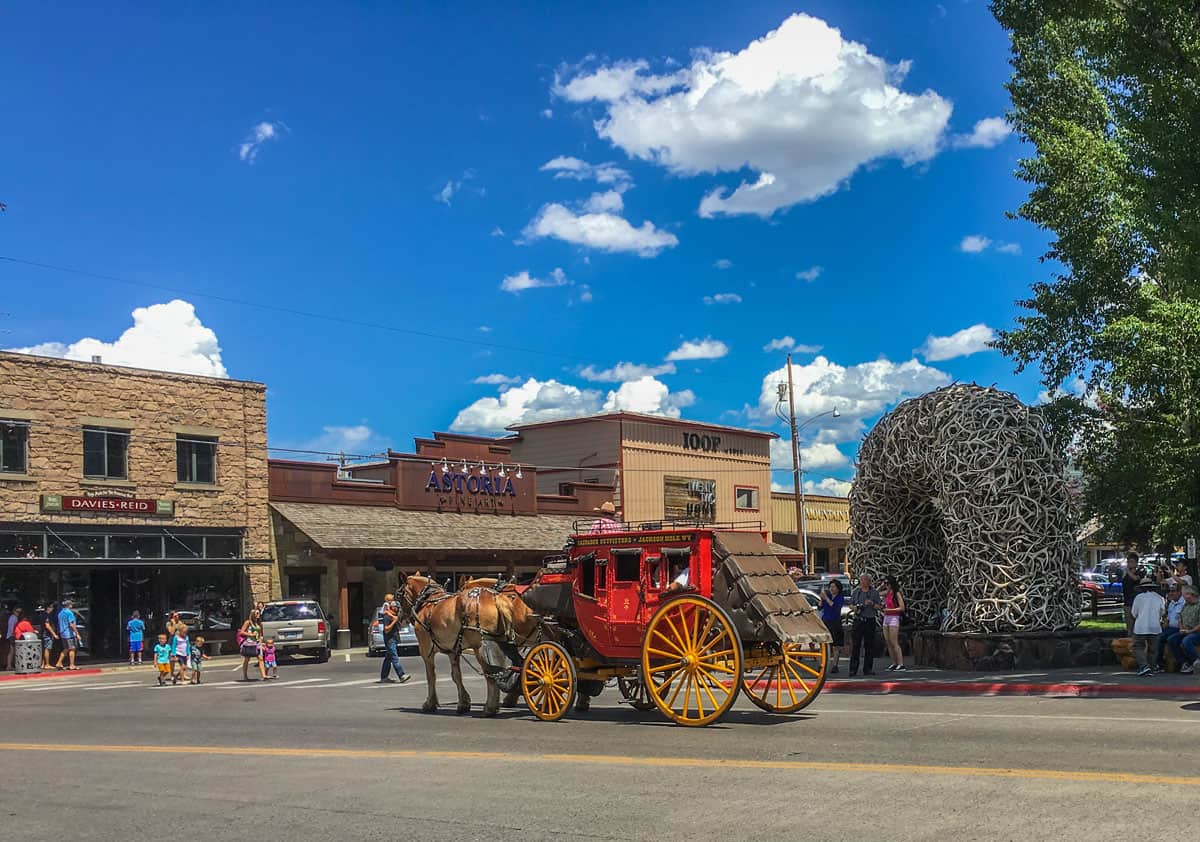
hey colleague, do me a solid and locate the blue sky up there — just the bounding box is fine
[0,2,1047,494]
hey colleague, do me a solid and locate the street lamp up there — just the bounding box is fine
[775,353,840,574]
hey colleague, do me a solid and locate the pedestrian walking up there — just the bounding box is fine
[54,599,80,670]
[848,574,882,677]
[238,609,266,681]
[164,611,182,638]
[1121,552,1142,635]
[153,634,172,686]
[819,580,845,673]
[1129,578,1165,676]
[4,605,21,671]
[127,610,146,666]
[377,601,411,684]
[261,638,278,680]
[1158,585,1185,671]
[189,637,210,684]
[1166,586,1200,674]
[882,576,907,671]
[171,625,191,684]
[40,602,59,670]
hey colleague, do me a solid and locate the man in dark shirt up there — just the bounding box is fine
[1121,552,1142,635]
[849,575,882,676]
[377,602,410,684]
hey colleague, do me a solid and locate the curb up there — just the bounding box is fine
[822,679,1200,698]
[0,669,103,683]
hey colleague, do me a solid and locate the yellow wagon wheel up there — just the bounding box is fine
[742,643,829,714]
[641,595,742,727]
[521,641,576,722]
[617,675,656,712]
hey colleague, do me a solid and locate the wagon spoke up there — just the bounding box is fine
[650,629,686,656]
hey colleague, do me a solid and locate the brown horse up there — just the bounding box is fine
[398,574,540,716]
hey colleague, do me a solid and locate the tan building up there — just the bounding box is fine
[508,413,777,533]
[0,352,272,660]
[771,492,851,574]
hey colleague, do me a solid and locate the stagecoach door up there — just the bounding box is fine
[608,548,643,647]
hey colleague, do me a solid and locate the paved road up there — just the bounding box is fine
[3,652,1197,841]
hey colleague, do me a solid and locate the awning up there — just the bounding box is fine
[0,557,271,568]
[271,502,579,553]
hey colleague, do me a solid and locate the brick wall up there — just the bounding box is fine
[0,352,275,602]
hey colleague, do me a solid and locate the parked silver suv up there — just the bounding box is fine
[259,600,331,662]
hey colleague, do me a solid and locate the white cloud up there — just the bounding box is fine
[770,438,848,471]
[237,121,285,163]
[490,226,505,237]
[435,169,476,205]
[500,267,570,293]
[953,116,1010,149]
[539,156,632,188]
[960,235,992,253]
[583,189,625,213]
[523,202,678,257]
[450,375,693,433]
[472,373,522,385]
[666,337,729,361]
[751,355,951,442]
[1037,376,1096,409]
[478,325,492,333]
[302,424,383,457]
[556,13,952,218]
[995,242,1022,255]
[541,109,554,119]
[919,323,997,362]
[578,284,594,304]
[7,299,227,378]
[796,266,823,282]
[804,477,853,497]
[579,361,677,382]
[603,376,695,417]
[703,292,742,305]
[715,258,733,270]
[764,336,824,354]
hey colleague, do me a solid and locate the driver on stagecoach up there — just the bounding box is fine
[589,501,623,534]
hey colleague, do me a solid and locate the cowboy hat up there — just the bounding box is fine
[594,501,616,514]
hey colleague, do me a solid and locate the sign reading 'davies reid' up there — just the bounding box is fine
[41,495,175,517]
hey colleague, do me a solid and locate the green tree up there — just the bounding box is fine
[991,0,1200,547]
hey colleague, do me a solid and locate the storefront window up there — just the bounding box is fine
[164,566,241,632]
[109,535,164,559]
[47,534,105,559]
[177,435,217,484]
[164,534,203,558]
[83,427,129,480]
[0,532,45,558]
[0,420,28,473]
[205,535,242,559]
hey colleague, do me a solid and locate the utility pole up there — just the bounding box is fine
[785,354,809,574]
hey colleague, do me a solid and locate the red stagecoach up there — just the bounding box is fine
[519,522,834,727]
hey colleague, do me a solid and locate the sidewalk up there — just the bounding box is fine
[0,647,373,682]
[823,665,1200,698]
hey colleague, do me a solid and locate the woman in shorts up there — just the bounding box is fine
[882,576,906,671]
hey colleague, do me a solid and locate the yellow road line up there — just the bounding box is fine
[0,742,1193,787]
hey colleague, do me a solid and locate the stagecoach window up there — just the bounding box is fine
[612,549,641,582]
[579,555,596,598]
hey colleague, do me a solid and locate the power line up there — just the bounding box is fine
[0,255,570,359]
[4,418,828,474]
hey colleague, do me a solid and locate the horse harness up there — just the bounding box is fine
[401,582,514,658]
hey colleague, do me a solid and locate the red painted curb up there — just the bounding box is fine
[822,679,1200,697]
[0,669,103,683]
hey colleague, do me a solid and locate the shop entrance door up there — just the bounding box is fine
[89,569,120,659]
[348,583,365,645]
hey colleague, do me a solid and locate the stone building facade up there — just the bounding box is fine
[0,351,273,659]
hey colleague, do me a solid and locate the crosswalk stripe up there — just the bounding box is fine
[302,678,377,689]
[25,681,142,693]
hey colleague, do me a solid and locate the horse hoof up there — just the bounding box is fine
[421,702,437,713]
[575,701,590,714]
[483,706,500,718]
[456,704,471,715]
[501,692,521,708]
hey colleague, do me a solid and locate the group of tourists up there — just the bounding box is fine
[1122,551,1200,676]
[1,599,83,672]
[141,611,212,685]
[817,573,907,675]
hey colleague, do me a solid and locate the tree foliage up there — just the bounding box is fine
[991,0,1200,546]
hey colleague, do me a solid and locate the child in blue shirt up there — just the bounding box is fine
[188,637,211,684]
[152,634,172,686]
[126,611,146,666]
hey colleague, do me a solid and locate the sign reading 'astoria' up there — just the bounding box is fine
[41,494,175,516]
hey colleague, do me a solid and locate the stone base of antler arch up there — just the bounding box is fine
[911,630,1124,671]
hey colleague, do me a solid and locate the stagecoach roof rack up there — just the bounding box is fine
[570,517,765,535]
